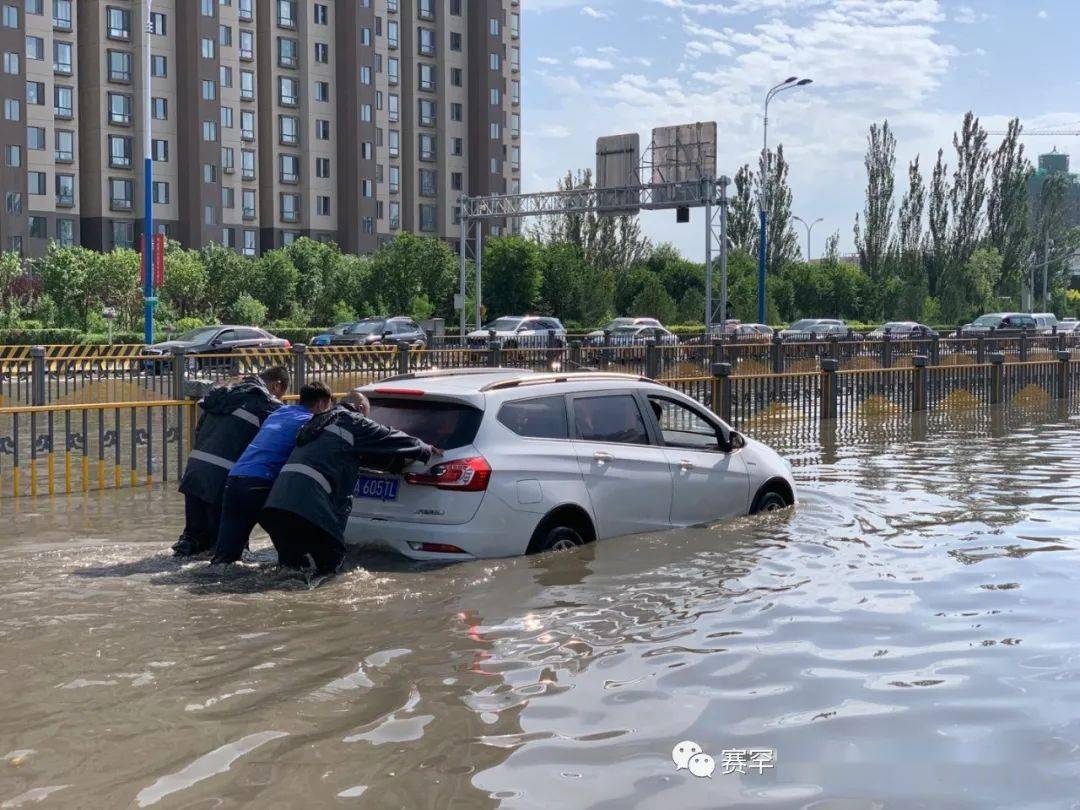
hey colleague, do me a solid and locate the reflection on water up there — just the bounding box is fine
[1,409,1079,807]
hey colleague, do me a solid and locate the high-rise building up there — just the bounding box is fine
[0,0,521,258]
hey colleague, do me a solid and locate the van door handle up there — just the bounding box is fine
[678,459,694,471]
[593,451,614,464]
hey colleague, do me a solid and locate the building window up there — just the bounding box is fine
[388,129,400,157]
[3,51,17,74]
[53,86,71,118]
[240,70,255,101]
[53,0,72,30]
[220,188,234,209]
[27,126,44,149]
[108,135,132,168]
[314,42,328,63]
[200,0,214,16]
[314,4,328,25]
[152,97,167,119]
[153,138,168,161]
[511,46,520,72]
[221,146,234,172]
[153,181,169,204]
[490,122,500,140]
[387,57,399,84]
[151,55,167,77]
[28,215,46,238]
[419,134,436,161]
[278,37,297,68]
[28,171,45,194]
[220,106,233,128]
[511,12,520,38]
[219,25,232,46]
[450,0,461,14]
[112,221,135,249]
[279,115,298,145]
[279,153,299,183]
[108,92,132,125]
[242,188,256,218]
[388,201,400,229]
[361,179,372,198]
[418,63,435,91]
[204,205,216,225]
[360,65,371,85]
[280,192,299,222]
[418,98,435,126]
[150,11,166,35]
[220,65,233,87]
[388,93,399,122]
[203,163,216,184]
[223,227,235,248]
[491,157,500,174]
[107,49,131,82]
[315,157,330,178]
[279,75,299,106]
[201,37,215,59]
[26,36,44,60]
[450,32,461,51]
[203,120,217,142]
[512,80,520,104]
[512,113,520,138]
[315,119,330,140]
[242,229,256,256]
[511,146,520,170]
[418,0,434,20]
[314,81,329,102]
[2,5,17,27]
[419,204,436,232]
[57,218,74,245]
[490,87,500,105]
[110,178,134,210]
[452,171,463,192]
[107,7,131,39]
[54,130,74,162]
[387,20,398,48]
[55,173,74,205]
[316,196,330,216]
[201,79,216,100]
[451,67,462,87]
[419,168,437,197]
[277,0,296,28]
[489,17,499,36]
[388,165,399,193]
[239,30,254,60]
[4,144,19,167]
[241,150,255,180]
[239,0,253,22]
[450,102,462,122]
[417,27,435,56]
[490,52,500,70]
[26,81,44,105]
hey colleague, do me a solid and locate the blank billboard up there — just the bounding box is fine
[596,133,641,214]
[650,122,717,185]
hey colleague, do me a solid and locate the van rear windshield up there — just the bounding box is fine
[368,398,482,450]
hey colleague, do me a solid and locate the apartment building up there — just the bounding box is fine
[0,0,521,258]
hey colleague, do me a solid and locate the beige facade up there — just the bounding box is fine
[0,0,521,258]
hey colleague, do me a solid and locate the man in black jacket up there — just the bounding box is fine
[172,366,289,557]
[260,392,437,576]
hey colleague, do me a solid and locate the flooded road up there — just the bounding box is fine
[1,412,1079,808]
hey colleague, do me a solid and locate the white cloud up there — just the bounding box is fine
[581,5,610,18]
[953,5,986,24]
[537,56,561,65]
[573,57,615,69]
[1037,9,1048,18]
[532,124,573,139]
[597,46,620,55]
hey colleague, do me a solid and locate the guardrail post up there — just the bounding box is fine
[569,340,581,370]
[989,352,1005,405]
[171,348,187,397]
[976,335,986,365]
[912,354,927,412]
[1019,331,1029,362]
[710,337,722,366]
[930,335,941,365]
[487,339,501,368]
[820,358,838,421]
[645,338,659,379]
[1059,333,1067,353]
[547,329,557,350]
[828,334,840,363]
[601,330,611,369]
[291,343,307,389]
[29,345,45,406]
[711,362,732,424]
[771,333,783,374]
[1057,350,1071,400]
[396,341,410,376]
[880,334,893,369]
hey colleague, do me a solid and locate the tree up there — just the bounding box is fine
[896,157,928,319]
[925,148,950,297]
[1030,173,1079,306]
[853,121,897,293]
[939,247,998,323]
[285,237,344,324]
[482,236,540,317]
[629,274,676,323]
[728,164,758,254]
[200,244,258,319]
[537,242,586,321]
[822,231,841,266]
[948,111,991,273]
[160,245,208,318]
[254,249,299,321]
[754,145,800,274]
[370,232,456,316]
[987,118,1031,297]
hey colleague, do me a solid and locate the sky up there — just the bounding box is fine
[520,0,1080,262]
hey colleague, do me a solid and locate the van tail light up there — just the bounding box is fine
[406,456,491,492]
[282,340,292,348]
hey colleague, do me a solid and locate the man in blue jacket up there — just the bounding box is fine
[172,366,289,557]
[260,392,437,576]
[210,381,334,566]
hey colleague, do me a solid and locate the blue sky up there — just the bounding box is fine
[520,0,1080,261]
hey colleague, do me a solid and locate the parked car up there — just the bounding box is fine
[1058,318,1080,334]
[866,321,939,339]
[586,317,663,341]
[1032,313,1060,335]
[466,316,567,349]
[311,322,359,346]
[329,317,427,348]
[345,369,795,560]
[587,324,678,348]
[954,312,1036,337]
[778,319,849,340]
[143,325,289,371]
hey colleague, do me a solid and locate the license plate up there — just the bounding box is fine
[354,475,399,502]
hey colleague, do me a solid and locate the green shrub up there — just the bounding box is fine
[0,328,83,344]
[269,327,327,345]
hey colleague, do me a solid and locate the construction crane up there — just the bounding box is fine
[987,126,1080,138]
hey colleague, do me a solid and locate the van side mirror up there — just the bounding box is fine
[727,430,746,451]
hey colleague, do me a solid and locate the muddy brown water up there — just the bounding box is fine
[1,413,1079,808]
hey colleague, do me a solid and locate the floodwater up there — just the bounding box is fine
[1,412,1079,809]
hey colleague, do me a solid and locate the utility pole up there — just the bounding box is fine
[719,175,729,327]
[142,0,155,345]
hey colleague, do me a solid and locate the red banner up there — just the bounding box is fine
[153,233,165,288]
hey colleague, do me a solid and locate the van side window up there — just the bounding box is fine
[573,395,649,445]
[498,396,568,439]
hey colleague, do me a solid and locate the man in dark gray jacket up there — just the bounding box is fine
[260,392,437,576]
[172,366,289,557]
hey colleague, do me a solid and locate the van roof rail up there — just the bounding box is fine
[379,367,531,383]
[480,372,655,392]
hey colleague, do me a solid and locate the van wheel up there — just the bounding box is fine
[751,489,789,514]
[535,526,585,553]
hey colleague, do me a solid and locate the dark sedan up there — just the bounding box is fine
[328,317,427,348]
[143,326,290,371]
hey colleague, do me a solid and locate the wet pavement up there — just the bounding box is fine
[1,411,1079,808]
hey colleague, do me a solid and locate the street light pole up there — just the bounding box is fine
[142,0,154,345]
[758,77,812,324]
[792,215,823,262]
